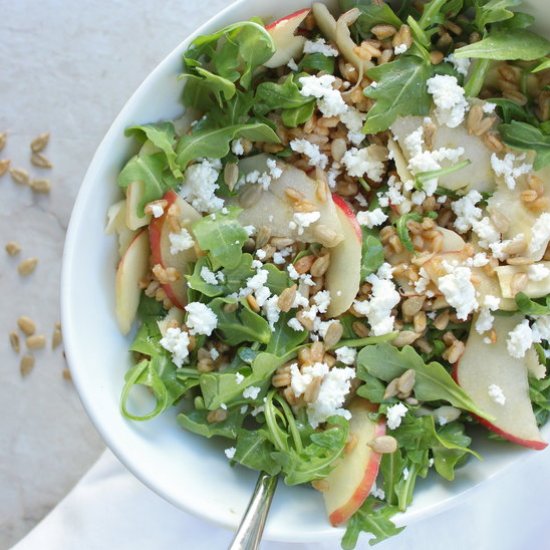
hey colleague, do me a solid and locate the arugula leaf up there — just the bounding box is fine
[498,121,550,170]
[464,58,491,97]
[254,74,315,116]
[176,122,280,169]
[529,373,550,427]
[177,407,244,439]
[515,292,550,315]
[125,122,181,178]
[117,153,170,215]
[357,344,493,419]
[298,53,335,74]
[233,429,281,476]
[339,0,402,37]
[489,98,539,124]
[342,497,404,549]
[474,0,521,31]
[209,296,272,346]
[266,311,308,356]
[454,30,550,61]
[181,72,236,112]
[192,207,248,269]
[532,58,550,73]
[361,230,384,280]
[281,102,316,128]
[395,212,422,253]
[364,56,433,134]
[432,421,476,480]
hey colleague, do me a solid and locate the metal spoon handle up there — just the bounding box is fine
[228,472,278,550]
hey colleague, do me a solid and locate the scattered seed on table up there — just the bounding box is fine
[62,368,72,381]
[5,241,21,256]
[9,331,20,353]
[31,152,52,169]
[20,354,35,377]
[0,132,6,151]
[30,178,51,193]
[10,167,30,185]
[52,326,62,349]
[18,257,38,276]
[0,159,10,176]
[17,316,36,336]
[27,334,46,350]
[30,132,49,153]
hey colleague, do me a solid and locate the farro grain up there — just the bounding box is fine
[323,321,343,348]
[527,174,544,195]
[297,310,314,331]
[9,331,20,353]
[442,330,457,345]
[30,133,50,153]
[27,334,46,350]
[277,285,297,312]
[298,347,312,366]
[294,254,315,274]
[304,376,322,403]
[413,311,427,333]
[206,408,228,423]
[20,354,35,377]
[466,104,483,135]
[18,257,38,276]
[30,178,51,193]
[310,254,330,277]
[311,479,330,492]
[0,132,6,151]
[224,162,239,190]
[17,316,36,336]
[10,167,30,185]
[313,225,342,247]
[256,225,272,248]
[393,330,420,347]
[506,256,533,266]
[397,369,416,396]
[402,295,425,317]
[433,310,450,331]
[323,353,336,367]
[152,264,179,284]
[197,358,215,373]
[31,152,53,169]
[371,435,398,454]
[246,294,260,312]
[310,341,325,363]
[371,24,397,39]
[352,321,370,337]
[5,241,21,256]
[430,50,444,64]
[446,340,465,364]
[383,378,399,399]
[0,158,10,176]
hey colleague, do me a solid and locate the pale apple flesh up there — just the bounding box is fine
[106,199,137,257]
[496,262,550,299]
[325,194,362,318]
[115,230,150,335]
[125,180,151,230]
[456,314,547,450]
[149,190,201,309]
[264,8,310,69]
[323,398,385,526]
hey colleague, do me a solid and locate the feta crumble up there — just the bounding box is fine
[235,372,245,385]
[185,302,218,336]
[159,327,190,367]
[243,385,261,400]
[292,211,321,235]
[475,295,500,335]
[224,447,236,459]
[287,58,299,71]
[335,346,357,365]
[299,74,348,117]
[231,139,244,156]
[490,152,532,190]
[528,263,550,281]
[342,146,386,181]
[451,190,482,233]
[180,158,224,213]
[507,319,534,359]
[303,37,339,57]
[288,317,304,332]
[149,203,164,218]
[437,263,478,320]
[313,290,331,313]
[290,139,329,169]
[169,228,195,255]
[394,43,409,55]
[340,107,367,146]
[426,74,469,128]
[200,266,220,286]
[357,207,388,228]
[528,213,550,258]
[386,403,408,430]
[488,384,506,406]
[444,53,471,76]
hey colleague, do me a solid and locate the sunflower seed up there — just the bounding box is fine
[0,159,10,176]
[5,241,21,256]
[323,321,343,348]
[31,152,53,169]
[10,167,30,185]
[371,435,398,454]
[397,369,416,396]
[30,132,50,153]
[223,162,239,190]
[277,285,297,312]
[20,354,35,377]
[18,257,38,276]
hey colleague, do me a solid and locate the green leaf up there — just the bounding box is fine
[499,121,550,170]
[432,421,477,480]
[192,207,248,269]
[515,292,550,315]
[361,230,384,280]
[474,0,522,30]
[181,72,236,113]
[298,53,335,74]
[454,30,550,61]
[281,102,316,128]
[357,344,493,420]
[342,497,404,549]
[395,213,423,253]
[117,153,170,215]
[532,58,550,73]
[209,296,272,346]
[176,122,280,170]
[489,98,539,124]
[266,311,308,356]
[177,407,244,439]
[254,74,315,115]
[200,352,284,410]
[233,429,281,476]
[339,0,402,37]
[380,450,404,506]
[125,122,181,178]
[363,56,433,134]
[464,58,491,97]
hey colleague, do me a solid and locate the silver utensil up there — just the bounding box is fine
[228,472,278,550]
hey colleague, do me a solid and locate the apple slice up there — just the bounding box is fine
[125,180,151,230]
[325,195,362,318]
[149,190,201,309]
[106,199,137,257]
[456,314,547,450]
[233,155,344,248]
[264,8,311,69]
[496,262,550,299]
[115,230,150,335]
[323,398,385,526]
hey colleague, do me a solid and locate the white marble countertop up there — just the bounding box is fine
[0,1,227,547]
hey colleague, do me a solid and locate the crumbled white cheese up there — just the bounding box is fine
[490,233,525,261]
[402,467,410,481]
[377,175,408,210]
[528,213,550,258]
[488,384,506,406]
[427,74,469,128]
[262,295,281,330]
[290,139,328,169]
[370,483,385,500]
[353,266,401,335]
[235,372,245,385]
[293,211,321,235]
[394,43,409,55]
[327,166,340,188]
[342,146,386,181]
[231,139,244,156]
[185,302,218,336]
[224,447,236,459]
[507,319,534,359]
[465,252,490,267]
[335,346,357,365]
[255,248,267,261]
[299,74,348,117]
[180,158,224,213]
[437,263,478,320]
[313,290,331,313]
[355,193,368,207]
[357,207,388,229]
[220,403,227,410]
[287,317,304,332]
[287,58,299,71]
[243,385,261,400]
[483,102,497,113]
[303,37,339,57]
[386,402,408,430]
[451,190,482,233]
[200,266,220,286]
[475,296,500,335]
[169,228,195,255]
[210,348,220,361]
[444,53,471,76]
[528,263,550,281]
[159,327,190,367]
[150,203,164,218]
[377,262,394,280]
[490,152,532,190]
[472,217,501,249]
[266,158,283,180]
[533,316,550,342]
[340,107,367,146]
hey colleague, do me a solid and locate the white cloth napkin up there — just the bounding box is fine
[12,448,550,550]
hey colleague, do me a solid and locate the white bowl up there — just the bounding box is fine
[62,0,550,542]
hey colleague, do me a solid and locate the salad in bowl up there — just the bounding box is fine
[105,0,550,546]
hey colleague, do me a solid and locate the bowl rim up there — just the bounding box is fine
[61,0,549,542]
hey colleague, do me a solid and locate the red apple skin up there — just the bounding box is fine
[265,8,311,30]
[328,419,385,527]
[149,190,185,309]
[331,193,362,242]
[452,363,548,451]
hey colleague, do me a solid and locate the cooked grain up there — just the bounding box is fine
[5,241,21,256]
[0,158,10,176]
[18,257,38,276]
[323,321,343,348]
[27,334,46,350]
[9,331,20,353]
[31,152,53,168]
[371,435,398,454]
[30,133,50,153]
[10,167,30,185]
[20,354,35,377]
